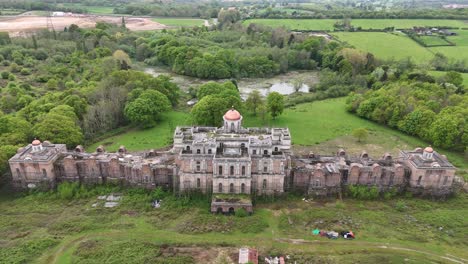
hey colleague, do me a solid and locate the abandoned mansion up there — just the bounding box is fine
[9,108,457,211]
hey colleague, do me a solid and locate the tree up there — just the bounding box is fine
[266,92,284,119]
[352,128,369,142]
[443,71,463,89]
[124,90,171,128]
[34,113,83,148]
[196,81,236,100]
[191,95,229,126]
[113,50,131,70]
[246,90,263,115]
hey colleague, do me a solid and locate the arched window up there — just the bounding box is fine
[230,183,234,193]
[197,178,201,188]
[42,169,47,178]
[417,176,422,186]
[274,147,278,152]
[218,183,223,193]
[241,183,245,193]
[262,179,267,189]
[219,166,223,175]
[196,149,201,154]
[253,150,257,155]
[263,166,268,173]
[186,146,190,151]
[443,176,448,186]
[196,161,201,172]
[241,166,246,176]
[315,180,320,187]
[16,168,21,177]
[231,123,235,131]
[230,166,234,176]
[208,149,212,154]
[241,143,245,148]
[264,150,268,155]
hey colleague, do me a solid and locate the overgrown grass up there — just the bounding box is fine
[1,184,467,263]
[58,3,115,15]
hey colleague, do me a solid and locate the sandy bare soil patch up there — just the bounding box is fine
[0,15,167,36]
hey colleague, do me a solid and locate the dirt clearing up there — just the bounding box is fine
[0,15,168,36]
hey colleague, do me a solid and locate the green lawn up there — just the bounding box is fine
[419,35,451,46]
[429,70,468,87]
[152,17,205,27]
[58,3,115,15]
[447,30,468,46]
[243,19,468,31]
[331,32,433,64]
[88,111,189,152]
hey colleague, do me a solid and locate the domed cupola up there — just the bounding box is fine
[223,107,242,132]
[422,146,434,160]
[31,139,43,153]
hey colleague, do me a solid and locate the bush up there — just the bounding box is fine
[235,207,248,217]
[395,200,407,212]
[20,68,31,76]
[1,71,9,79]
[348,185,379,200]
[8,73,16,81]
[57,182,79,199]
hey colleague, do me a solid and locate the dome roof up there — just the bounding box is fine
[32,139,41,146]
[224,108,241,121]
[424,146,434,153]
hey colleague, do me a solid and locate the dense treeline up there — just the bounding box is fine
[0,23,180,177]
[142,23,366,79]
[346,71,467,151]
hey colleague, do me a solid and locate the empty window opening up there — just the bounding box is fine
[230,183,234,193]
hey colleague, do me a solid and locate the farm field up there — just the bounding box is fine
[152,17,205,27]
[350,19,468,29]
[429,46,468,62]
[419,35,451,46]
[243,18,468,31]
[0,185,467,263]
[448,30,468,46]
[331,32,433,64]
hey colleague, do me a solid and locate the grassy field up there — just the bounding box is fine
[448,30,468,46]
[331,32,434,64]
[152,17,205,27]
[0,186,466,263]
[89,111,189,152]
[58,3,115,15]
[419,35,451,46]
[350,19,468,29]
[429,70,468,87]
[243,19,468,31]
[429,46,468,62]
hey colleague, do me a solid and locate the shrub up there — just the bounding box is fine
[57,182,79,199]
[348,185,379,200]
[395,200,407,212]
[1,71,9,79]
[20,68,31,75]
[235,207,248,217]
[8,73,15,81]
